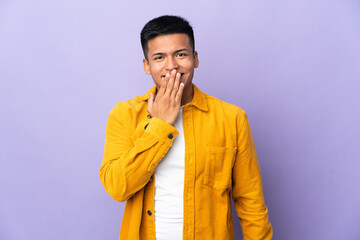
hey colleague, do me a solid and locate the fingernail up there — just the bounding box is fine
[166,73,170,77]
[172,69,177,74]
[176,72,180,77]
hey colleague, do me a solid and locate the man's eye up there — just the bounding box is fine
[154,56,163,60]
[177,53,186,57]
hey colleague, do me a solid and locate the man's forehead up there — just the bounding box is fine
[147,33,191,53]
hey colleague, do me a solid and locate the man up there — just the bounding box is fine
[99,15,273,240]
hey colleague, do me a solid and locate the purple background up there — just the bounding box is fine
[1,0,359,239]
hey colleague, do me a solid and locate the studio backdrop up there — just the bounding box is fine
[1,0,359,239]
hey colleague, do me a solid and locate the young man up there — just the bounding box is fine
[99,15,273,240]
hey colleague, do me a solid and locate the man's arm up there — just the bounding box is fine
[232,112,273,239]
[99,71,183,202]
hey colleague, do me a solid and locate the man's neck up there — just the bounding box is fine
[181,84,194,106]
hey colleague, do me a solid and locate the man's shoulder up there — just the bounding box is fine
[203,92,246,117]
[108,85,154,120]
[108,96,147,120]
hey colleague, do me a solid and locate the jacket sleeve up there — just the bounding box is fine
[99,104,179,202]
[232,112,273,239]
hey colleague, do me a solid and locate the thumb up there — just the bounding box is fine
[147,93,154,112]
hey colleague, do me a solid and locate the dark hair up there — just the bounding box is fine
[140,15,195,59]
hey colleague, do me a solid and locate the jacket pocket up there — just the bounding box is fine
[203,146,237,190]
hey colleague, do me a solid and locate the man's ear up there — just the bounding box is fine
[193,51,199,68]
[143,58,151,75]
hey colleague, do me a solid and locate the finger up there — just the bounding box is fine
[175,82,185,104]
[158,73,169,96]
[165,69,177,96]
[171,72,181,100]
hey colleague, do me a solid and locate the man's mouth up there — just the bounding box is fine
[161,73,185,78]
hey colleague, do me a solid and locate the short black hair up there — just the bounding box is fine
[140,15,195,59]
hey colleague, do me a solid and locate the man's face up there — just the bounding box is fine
[143,33,199,90]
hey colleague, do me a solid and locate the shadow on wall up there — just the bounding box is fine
[232,200,243,239]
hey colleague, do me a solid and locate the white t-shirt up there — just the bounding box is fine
[154,107,185,240]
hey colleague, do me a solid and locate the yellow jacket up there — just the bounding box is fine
[99,84,273,240]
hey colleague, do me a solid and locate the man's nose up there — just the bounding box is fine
[165,57,178,71]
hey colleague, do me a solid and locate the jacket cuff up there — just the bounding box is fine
[145,117,179,143]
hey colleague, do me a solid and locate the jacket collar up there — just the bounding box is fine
[136,83,208,111]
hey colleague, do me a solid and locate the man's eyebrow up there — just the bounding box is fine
[174,48,190,53]
[150,48,190,58]
[150,52,164,58]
